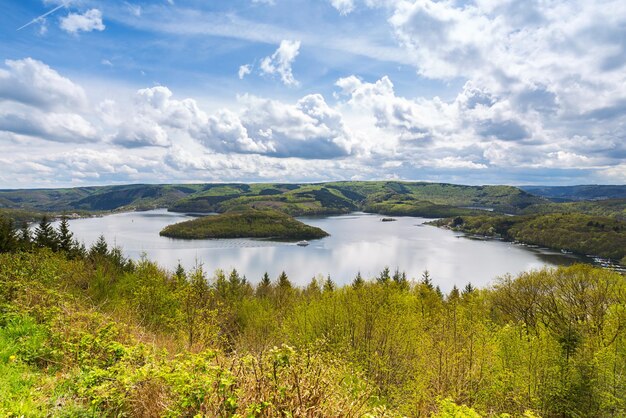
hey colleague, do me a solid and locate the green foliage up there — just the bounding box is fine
[434,213,626,260]
[160,208,329,241]
[2,245,626,417]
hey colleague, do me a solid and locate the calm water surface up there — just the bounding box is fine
[57,209,582,290]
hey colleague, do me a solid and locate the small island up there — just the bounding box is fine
[160,208,329,241]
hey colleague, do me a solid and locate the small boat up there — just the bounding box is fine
[296,240,309,247]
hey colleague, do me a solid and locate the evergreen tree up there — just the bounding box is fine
[306,277,322,297]
[463,282,474,295]
[377,266,391,284]
[34,216,58,251]
[392,268,409,289]
[421,270,433,289]
[57,217,75,253]
[90,234,109,257]
[448,285,460,302]
[352,271,364,289]
[323,275,335,292]
[19,222,31,251]
[175,262,186,281]
[277,271,292,290]
[256,272,272,298]
[0,217,18,253]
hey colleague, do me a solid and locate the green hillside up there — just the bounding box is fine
[433,213,626,260]
[0,181,546,217]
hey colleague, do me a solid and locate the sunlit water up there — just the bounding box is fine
[54,209,584,290]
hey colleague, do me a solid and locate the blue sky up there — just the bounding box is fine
[0,0,625,187]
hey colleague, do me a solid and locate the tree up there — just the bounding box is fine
[277,271,292,290]
[352,271,364,289]
[90,234,109,257]
[34,216,58,251]
[421,270,433,289]
[0,217,18,253]
[377,266,391,284]
[256,272,273,298]
[57,217,75,253]
[18,222,31,251]
[323,275,335,292]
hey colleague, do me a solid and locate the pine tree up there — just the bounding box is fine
[34,216,58,251]
[0,217,17,253]
[90,234,109,257]
[323,275,335,292]
[277,271,292,290]
[19,222,31,251]
[463,282,474,295]
[421,270,433,289]
[57,217,75,253]
[352,271,364,289]
[377,266,391,284]
[256,272,272,298]
[175,262,186,281]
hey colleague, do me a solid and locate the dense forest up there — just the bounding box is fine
[433,213,626,263]
[160,208,329,240]
[1,217,625,417]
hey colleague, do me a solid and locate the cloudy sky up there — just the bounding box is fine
[1,0,625,188]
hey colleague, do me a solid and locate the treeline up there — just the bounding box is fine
[2,234,626,416]
[0,215,129,267]
[433,213,626,262]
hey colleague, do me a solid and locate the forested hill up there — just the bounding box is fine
[0,181,545,217]
[521,184,626,201]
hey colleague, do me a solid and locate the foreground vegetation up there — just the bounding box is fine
[433,213,626,262]
[1,217,626,416]
[160,208,329,241]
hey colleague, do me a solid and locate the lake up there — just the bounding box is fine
[55,209,583,290]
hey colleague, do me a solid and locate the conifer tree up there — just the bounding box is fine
[377,266,391,284]
[421,270,433,289]
[256,272,272,298]
[323,275,335,292]
[0,217,17,253]
[352,271,364,289]
[19,222,31,251]
[34,216,58,251]
[277,271,292,290]
[57,217,75,253]
[90,234,109,257]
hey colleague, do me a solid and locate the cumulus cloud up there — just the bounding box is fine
[112,117,169,148]
[196,94,353,158]
[60,9,105,34]
[0,58,87,110]
[0,110,97,143]
[260,40,301,86]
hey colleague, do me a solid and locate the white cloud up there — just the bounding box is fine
[0,110,97,143]
[113,117,169,148]
[238,64,251,79]
[330,0,355,15]
[0,58,87,110]
[195,93,353,158]
[60,9,105,34]
[260,40,301,86]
